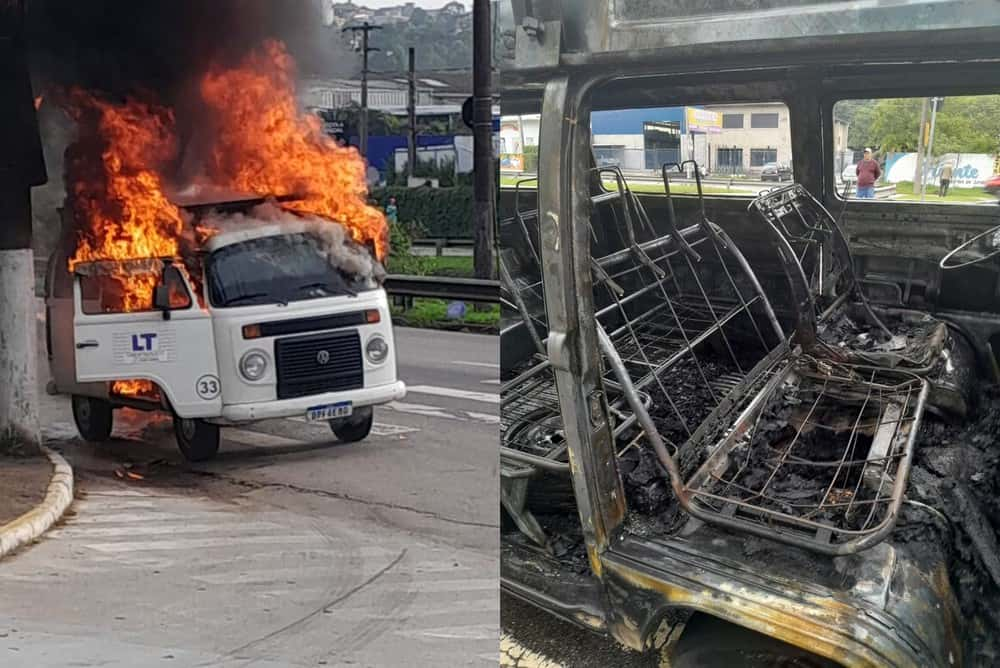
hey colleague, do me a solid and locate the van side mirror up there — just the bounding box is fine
[154,264,184,320]
[153,284,171,320]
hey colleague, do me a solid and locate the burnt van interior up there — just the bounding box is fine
[499,11,1000,665]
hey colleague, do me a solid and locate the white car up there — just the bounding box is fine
[46,214,405,461]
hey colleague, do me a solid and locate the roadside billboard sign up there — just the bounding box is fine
[685,107,722,134]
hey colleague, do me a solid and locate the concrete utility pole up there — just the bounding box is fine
[914,97,929,196]
[921,96,942,202]
[407,47,417,180]
[472,0,496,281]
[0,0,47,455]
[342,21,382,159]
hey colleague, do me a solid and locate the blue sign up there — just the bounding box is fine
[131,333,158,352]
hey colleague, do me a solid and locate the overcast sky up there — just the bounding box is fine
[355,0,470,8]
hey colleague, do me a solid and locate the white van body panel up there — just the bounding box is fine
[209,288,400,409]
[72,278,223,418]
[64,229,404,423]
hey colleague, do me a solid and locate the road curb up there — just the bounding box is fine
[0,446,74,560]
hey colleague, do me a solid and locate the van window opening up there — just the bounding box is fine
[206,233,367,308]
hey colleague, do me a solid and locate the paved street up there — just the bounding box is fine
[0,324,498,667]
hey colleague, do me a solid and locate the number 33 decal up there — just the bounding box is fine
[196,375,221,400]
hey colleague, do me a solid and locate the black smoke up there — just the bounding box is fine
[25,0,355,100]
[23,0,358,263]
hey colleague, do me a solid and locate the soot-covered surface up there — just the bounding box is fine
[899,391,1000,666]
[817,304,940,364]
[711,378,887,532]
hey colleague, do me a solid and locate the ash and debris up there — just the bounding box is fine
[896,390,1000,666]
[817,304,937,362]
[711,373,886,531]
[646,356,741,446]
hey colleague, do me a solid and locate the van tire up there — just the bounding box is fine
[72,395,114,442]
[330,407,374,443]
[670,614,838,668]
[173,417,220,462]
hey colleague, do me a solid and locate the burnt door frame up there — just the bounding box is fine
[537,73,626,577]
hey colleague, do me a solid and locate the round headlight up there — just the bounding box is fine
[239,350,269,381]
[365,335,389,364]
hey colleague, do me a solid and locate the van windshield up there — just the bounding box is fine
[207,233,368,308]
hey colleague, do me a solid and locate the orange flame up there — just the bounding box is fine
[66,91,185,313]
[64,41,386,398]
[111,379,158,398]
[200,40,388,259]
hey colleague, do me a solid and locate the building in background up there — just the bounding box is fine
[502,103,850,178]
[301,69,494,178]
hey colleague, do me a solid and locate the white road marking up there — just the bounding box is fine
[82,534,322,553]
[398,623,498,640]
[401,577,497,593]
[464,411,499,424]
[190,559,470,585]
[407,385,499,404]
[50,522,285,539]
[480,379,501,385]
[313,600,497,622]
[371,422,420,436]
[453,360,500,369]
[386,401,461,421]
[66,512,193,525]
[225,428,301,448]
[500,634,565,667]
[83,489,158,497]
[384,402,499,425]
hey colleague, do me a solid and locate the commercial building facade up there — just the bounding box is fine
[502,103,849,178]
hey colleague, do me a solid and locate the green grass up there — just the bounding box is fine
[891,180,995,203]
[421,255,474,278]
[385,253,474,278]
[499,174,745,196]
[391,298,499,331]
[500,174,536,188]
[603,180,738,196]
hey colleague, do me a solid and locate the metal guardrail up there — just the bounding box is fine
[411,237,475,247]
[384,274,500,303]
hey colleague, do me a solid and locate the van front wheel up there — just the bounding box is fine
[329,407,374,443]
[670,614,838,668]
[173,416,220,462]
[72,395,113,442]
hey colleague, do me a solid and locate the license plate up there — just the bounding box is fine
[305,401,353,422]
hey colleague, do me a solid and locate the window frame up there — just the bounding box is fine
[827,90,1000,204]
[750,112,780,129]
[78,266,193,316]
[750,148,778,167]
[722,112,745,129]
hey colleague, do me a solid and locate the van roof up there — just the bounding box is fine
[203,219,316,253]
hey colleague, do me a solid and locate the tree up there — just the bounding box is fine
[837,98,878,149]
[864,95,1000,155]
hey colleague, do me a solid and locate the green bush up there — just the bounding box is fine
[373,186,473,239]
[386,221,430,275]
[385,159,472,188]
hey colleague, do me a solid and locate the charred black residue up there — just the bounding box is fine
[897,392,1000,666]
[817,304,939,364]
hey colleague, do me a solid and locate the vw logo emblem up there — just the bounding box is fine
[316,350,331,365]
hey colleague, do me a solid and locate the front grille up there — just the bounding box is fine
[275,330,363,399]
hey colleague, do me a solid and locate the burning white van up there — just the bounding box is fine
[45,197,406,461]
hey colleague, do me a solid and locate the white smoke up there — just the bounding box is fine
[200,201,386,286]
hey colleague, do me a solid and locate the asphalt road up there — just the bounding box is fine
[0,324,498,667]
